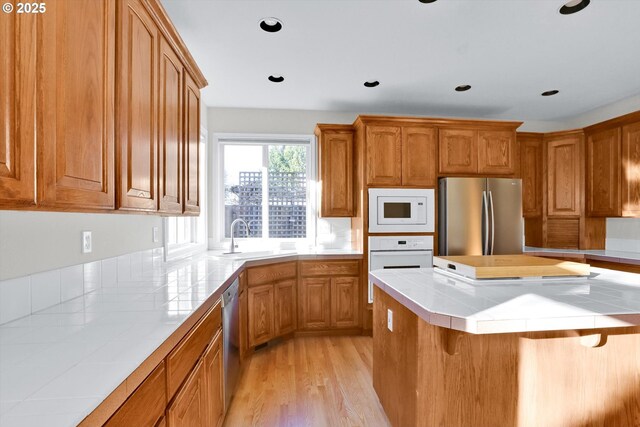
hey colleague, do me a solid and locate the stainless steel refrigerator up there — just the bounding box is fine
[438,177,523,255]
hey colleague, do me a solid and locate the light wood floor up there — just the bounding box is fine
[224,336,391,427]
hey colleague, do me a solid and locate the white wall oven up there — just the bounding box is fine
[368,236,434,303]
[368,188,435,233]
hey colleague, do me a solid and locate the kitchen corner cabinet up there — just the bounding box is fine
[299,260,360,330]
[519,133,543,218]
[586,127,621,217]
[546,132,583,217]
[439,128,516,175]
[364,124,437,187]
[37,0,116,209]
[0,7,36,207]
[315,125,354,217]
[246,262,297,347]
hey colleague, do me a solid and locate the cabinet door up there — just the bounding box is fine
[299,278,331,330]
[331,277,359,328]
[520,135,543,218]
[167,360,206,427]
[366,126,402,186]
[547,135,582,217]
[622,121,640,217]
[478,130,515,175]
[116,0,158,211]
[158,37,183,214]
[439,129,478,174]
[275,279,296,336]
[586,128,621,217]
[38,0,115,209]
[248,284,275,347]
[203,332,224,427]
[0,6,35,207]
[401,127,437,186]
[183,72,200,214]
[319,130,354,216]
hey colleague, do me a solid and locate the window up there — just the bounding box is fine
[217,134,316,243]
[164,128,208,259]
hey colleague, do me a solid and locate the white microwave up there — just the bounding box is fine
[368,188,435,233]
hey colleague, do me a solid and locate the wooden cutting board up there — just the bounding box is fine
[433,255,590,279]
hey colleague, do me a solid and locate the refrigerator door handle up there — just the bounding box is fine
[489,190,495,255]
[482,191,489,255]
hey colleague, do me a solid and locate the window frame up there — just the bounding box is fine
[215,133,317,248]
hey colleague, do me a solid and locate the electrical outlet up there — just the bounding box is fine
[153,226,159,243]
[387,309,393,332]
[82,231,92,254]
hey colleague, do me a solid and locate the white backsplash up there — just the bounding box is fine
[0,248,164,325]
[316,217,352,249]
[606,218,640,253]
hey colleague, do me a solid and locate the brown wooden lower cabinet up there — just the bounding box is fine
[275,279,297,335]
[248,284,275,347]
[331,277,359,328]
[203,331,224,427]
[299,277,331,330]
[167,360,206,427]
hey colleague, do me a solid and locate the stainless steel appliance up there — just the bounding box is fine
[368,188,435,233]
[368,235,434,302]
[222,278,240,410]
[438,177,523,256]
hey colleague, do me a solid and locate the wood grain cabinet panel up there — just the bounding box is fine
[547,135,582,217]
[248,284,275,347]
[183,72,200,214]
[299,277,331,330]
[37,0,115,209]
[167,360,206,427]
[622,121,640,217]
[401,126,437,186]
[519,135,543,218]
[439,129,478,174]
[586,128,621,217]
[299,260,360,277]
[478,130,516,175]
[317,127,354,217]
[247,262,296,287]
[158,37,183,214]
[546,218,580,249]
[275,279,296,336]
[366,126,402,186]
[116,0,158,211]
[104,361,166,427]
[203,332,224,427]
[331,277,359,328]
[0,6,36,206]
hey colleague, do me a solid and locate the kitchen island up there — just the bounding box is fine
[369,267,640,427]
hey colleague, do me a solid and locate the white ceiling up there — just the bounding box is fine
[161,0,640,122]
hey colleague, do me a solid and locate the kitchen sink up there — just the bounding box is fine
[210,250,296,260]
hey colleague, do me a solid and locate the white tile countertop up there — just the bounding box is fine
[524,246,640,264]
[370,266,640,335]
[0,249,361,427]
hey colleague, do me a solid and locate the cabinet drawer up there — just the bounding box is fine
[300,260,360,277]
[105,361,166,427]
[247,262,297,286]
[167,299,221,399]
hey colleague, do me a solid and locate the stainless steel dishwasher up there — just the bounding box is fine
[222,278,240,410]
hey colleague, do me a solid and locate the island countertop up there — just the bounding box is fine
[369,266,640,334]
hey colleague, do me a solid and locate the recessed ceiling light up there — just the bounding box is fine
[418,0,438,3]
[268,75,284,83]
[455,85,471,92]
[364,81,380,88]
[541,90,559,96]
[559,0,590,15]
[259,17,283,33]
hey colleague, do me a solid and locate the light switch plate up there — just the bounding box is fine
[82,231,92,254]
[387,309,393,332]
[153,226,159,243]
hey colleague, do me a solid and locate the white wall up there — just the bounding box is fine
[0,211,163,281]
[606,218,640,253]
[562,93,640,130]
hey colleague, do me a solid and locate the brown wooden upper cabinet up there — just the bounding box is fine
[585,119,640,217]
[316,125,354,217]
[37,0,116,210]
[184,73,201,215]
[519,133,543,218]
[439,128,516,175]
[0,7,36,207]
[116,0,159,212]
[365,125,437,187]
[546,131,583,217]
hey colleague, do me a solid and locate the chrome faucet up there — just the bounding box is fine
[228,218,249,254]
